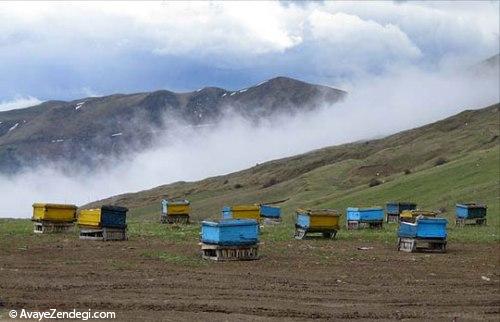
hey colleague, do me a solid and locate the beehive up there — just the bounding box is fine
[32,203,77,222]
[78,205,128,229]
[78,209,101,228]
[455,203,487,219]
[296,209,341,230]
[201,219,259,246]
[386,202,417,215]
[398,217,448,239]
[161,199,190,215]
[400,210,437,223]
[346,207,384,222]
[222,205,260,220]
[260,205,281,219]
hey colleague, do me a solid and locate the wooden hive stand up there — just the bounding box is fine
[33,221,74,234]
[455,217,487,227]
[346,220,359,230]
[347,221,383,230]
[386,214,399,223]
[79,227,127,241]
[263,218,281,225]
[161,214,189,224]
[167,214,190,224]
[200,243,259,261]
[294,228,337,240]
[397,237,447,253]
[368,221,383,229]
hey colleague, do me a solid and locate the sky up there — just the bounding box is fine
[0,1,499,217]
[0,0,498,108]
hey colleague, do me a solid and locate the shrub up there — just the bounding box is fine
[368,178,382,187]
[234,183,243,189]
[262,177,278,188]
[438,207,447,214]
[434,158,448,167]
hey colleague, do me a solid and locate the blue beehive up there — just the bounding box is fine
[260,205,281,219]
[398,218,448,239]
[456,203,487,219]
[201,219,259,246]
[100,205,128,229]
[221,206,232,219]
[347,207,384,222]
[296,211,309,228]
[386,202,417,215]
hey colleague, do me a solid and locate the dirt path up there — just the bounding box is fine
[1,235,499,321]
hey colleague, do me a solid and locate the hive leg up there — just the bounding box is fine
[294,228,306,240]
[476,218,486,225]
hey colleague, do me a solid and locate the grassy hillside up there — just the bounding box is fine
[88,102,498,221]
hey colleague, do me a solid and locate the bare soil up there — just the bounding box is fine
[0,233,499,321]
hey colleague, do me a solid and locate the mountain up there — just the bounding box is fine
[0,77,346,173]
[85,103,499,222]
[469,53,499,76]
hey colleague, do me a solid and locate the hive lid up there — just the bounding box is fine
[401,210,437,217]
[101,205,129,212]
[260,204,280,209]
[79,208,101,213]
[32,203,77,209]
[202,219,259,227]
[163,199,190,205]
[347,207,383,211]
[386,202,417,206]
[297,209,341,216]
[416,217,448,224]
[232,205,260,211]
[456,203,487,209]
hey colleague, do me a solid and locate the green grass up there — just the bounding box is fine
[0,219,32,237]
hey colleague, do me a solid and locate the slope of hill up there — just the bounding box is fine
[0,77,346,173]
[87,103,499,226]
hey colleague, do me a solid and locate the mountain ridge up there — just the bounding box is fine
[0,76,346,173]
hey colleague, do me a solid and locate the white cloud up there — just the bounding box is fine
[308,10,421,65]
[0,96,42,112]
[0,1,304,57]
[321,1,499,65]
[0,1,496,67]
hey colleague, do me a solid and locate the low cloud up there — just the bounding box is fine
[0,96,42,112]
[0,64,498,218]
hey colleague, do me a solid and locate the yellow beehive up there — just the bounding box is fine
[32,203,77,222]
[400,209,437,222]
[399,210,437,220]
[232,204,261,220]
[308,209,341,230]
[78,209,101,228]
[168,203,191,215]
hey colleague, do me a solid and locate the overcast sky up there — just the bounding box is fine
[0,1,498,107]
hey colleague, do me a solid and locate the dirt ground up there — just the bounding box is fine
[0,233,499,321]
